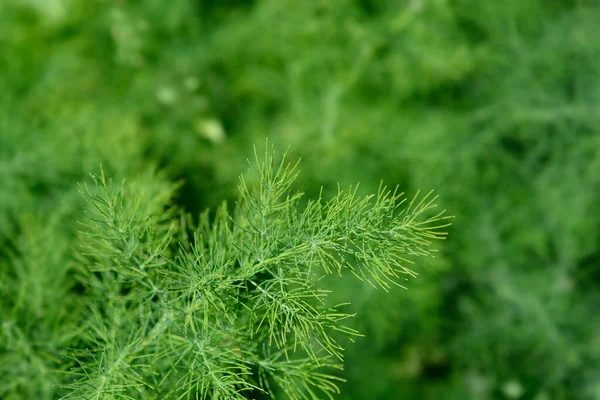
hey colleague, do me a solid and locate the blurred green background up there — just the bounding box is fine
[2,0,600,399]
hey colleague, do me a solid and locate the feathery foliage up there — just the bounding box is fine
[61,146,449,399]
[4,0,600,398]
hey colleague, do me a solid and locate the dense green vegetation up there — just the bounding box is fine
[2,0,600,399]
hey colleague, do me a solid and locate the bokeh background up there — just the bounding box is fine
[2,0,600,399]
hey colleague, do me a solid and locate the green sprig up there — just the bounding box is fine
[63,145,450,399]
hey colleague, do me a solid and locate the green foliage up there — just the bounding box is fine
[3,0,600,399]
[53,148,447,399]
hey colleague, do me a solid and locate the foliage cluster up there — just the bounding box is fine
[2,0,600,399]
[2,145,449,399]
